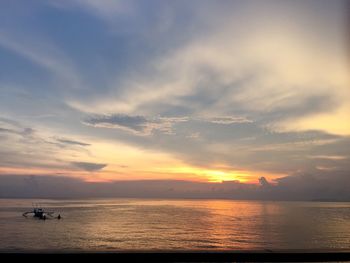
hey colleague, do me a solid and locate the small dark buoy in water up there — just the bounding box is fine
[57,214,61,219]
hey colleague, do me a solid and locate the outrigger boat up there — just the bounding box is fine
[22,204,61,220]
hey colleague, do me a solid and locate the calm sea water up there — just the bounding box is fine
[0,198,349,251]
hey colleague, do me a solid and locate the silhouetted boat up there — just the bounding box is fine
[22,204,61,220]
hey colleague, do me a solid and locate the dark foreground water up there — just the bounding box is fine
[0,198,349,251]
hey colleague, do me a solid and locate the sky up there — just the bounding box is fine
[0,0,349,199]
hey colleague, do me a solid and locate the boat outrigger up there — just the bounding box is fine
[22,204,61,220]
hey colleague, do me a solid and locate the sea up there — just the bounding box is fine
[0,198,349,251]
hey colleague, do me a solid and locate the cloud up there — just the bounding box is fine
[0,118,35,138]
[0,30,82,90]
[273,170,350,201]
[202,116,253,125]
[83,114,254,136]
[56,138,91,147]
[48,0,134,21]
[71,162,107,172]
[67,0,349,136]
[258,177,271,188]
[0,117,96,172]
[186,132,200,140]
[0,127,17,134]
[79,109,350,178]
[308,155,348,161]
[84,114,188,136]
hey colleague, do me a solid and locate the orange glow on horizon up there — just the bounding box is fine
[156,166,252,183]
[0,164,284,185]
[0,141,285,184]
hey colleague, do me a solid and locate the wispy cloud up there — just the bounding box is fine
[66,20,349,135]
[0,30,82,90]
[0,117,95,172]
[84,114,188,136]
[202,116,253,125]
[308,155,348,161]
[83,114,254,136]
[48,0,134,21]
[0,117,35,138]
[71,161,107,172]
[56,138,91,147]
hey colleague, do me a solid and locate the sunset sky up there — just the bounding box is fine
[0,0,349,188]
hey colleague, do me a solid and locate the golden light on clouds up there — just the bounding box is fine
[282,106,350,136]
[156,166,251,183]
[0,139,278,184]
[84,141,282,183]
